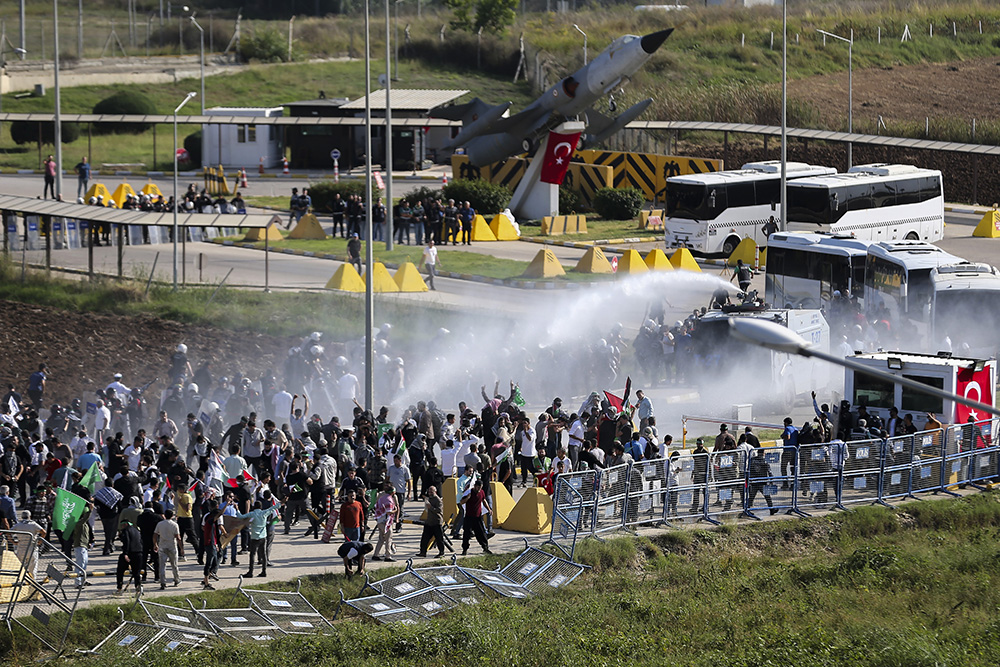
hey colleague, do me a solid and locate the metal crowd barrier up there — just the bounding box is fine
[546,419,1000,540]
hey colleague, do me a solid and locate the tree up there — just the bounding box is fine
[444,0,517,35]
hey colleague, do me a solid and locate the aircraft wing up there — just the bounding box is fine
[484,103,551,138]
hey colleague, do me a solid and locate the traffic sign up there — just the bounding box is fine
[611,256,619,273]
[330,149,341,161]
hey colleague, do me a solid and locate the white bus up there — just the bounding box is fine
[764,232,871,309]
[662,161,836,256]
[864,241,962,334]
[931,262,1000,357]
[785,163,945,243]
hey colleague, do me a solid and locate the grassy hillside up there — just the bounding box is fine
[5,492,1000,664]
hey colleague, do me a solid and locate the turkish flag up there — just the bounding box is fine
[538,131,581,184]
[954,365,994,425]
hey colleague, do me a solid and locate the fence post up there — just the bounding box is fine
[791,449,809,517]
[876,438,891,507]
[701,470,720,525]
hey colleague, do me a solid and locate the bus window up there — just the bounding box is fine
[908,270,934,316]
[895,178,921,205]
[851,260,865,296]
[819,260,833,301]
[847,184,873,211]
[872,181,895,208]
[755,179,779,208]
[666,183,722,220]
[919,176,941,202]
[787,186,830,225]
[900,375,944,414]
[728,181,755,208]
[854,374,895,409]
[768,246,785,276]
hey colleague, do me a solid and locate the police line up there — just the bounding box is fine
[547,419,998,554]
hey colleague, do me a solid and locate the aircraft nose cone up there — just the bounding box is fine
[640,28,674,55]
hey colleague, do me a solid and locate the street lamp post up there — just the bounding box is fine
[184,7,205,113]
[573,23,587,65]
[780,0,786,231]
[817,28,853,170]
[364,0,375,411]
[173,91,197,290]
[53,0,62,201]
[384,0,394,250]
[728,317,1000,418]
[393,0,402,81]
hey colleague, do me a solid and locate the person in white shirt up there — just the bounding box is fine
[153,411,179,441]
[69,430,89,460]
[517,416,535,487]
[440,440,457,477]
[125,439,144,472]
[223,445,248,481]
[567,416,585,469]
[106,373,131,399]
[553,447,573,476]
[271,387,293,425]
[421,239,440,291]
[94,400,112,443]
[337,369,360,421]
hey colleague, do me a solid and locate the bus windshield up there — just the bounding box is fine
[666,182,723,220]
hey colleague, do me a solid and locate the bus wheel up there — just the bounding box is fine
[722,236,740,257]
[905,232,919,241]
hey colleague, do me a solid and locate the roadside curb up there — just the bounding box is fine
[208,238,606,290]
[0,169,445,181]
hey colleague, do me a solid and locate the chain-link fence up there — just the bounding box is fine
[664,451,709,523]
[745,447,795,518]
[882,435,915,502]
[546,470,597,559]
[706,449,747,522]
[237,581,335,635]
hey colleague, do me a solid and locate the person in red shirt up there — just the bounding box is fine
[461,479,492,556]
[200,502,222,590]
[339,490,364,542]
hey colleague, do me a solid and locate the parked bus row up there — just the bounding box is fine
[663,161,945,256]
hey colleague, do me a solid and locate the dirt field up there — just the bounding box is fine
[789,56,1000,128]
[0,299,300,408]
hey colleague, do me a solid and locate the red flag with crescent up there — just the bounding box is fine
[539,131,581,184]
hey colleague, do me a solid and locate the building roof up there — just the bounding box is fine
[0,194,281,228]
[339,89,469,111]
[284,98,351,108]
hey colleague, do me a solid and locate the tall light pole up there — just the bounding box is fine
[53,0,62,201]
[173,91,197,290]
[384,0,394,250]
[364,0,375,411]
[779,0,787,231]
[728,317,1000,419]
[393,0,402,80]
[184,7,205,113]
[817,28,853,170]
[573,23,587,65]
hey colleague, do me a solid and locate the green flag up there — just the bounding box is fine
[376,423,393,439]
[52,489,88,540]
[512,385,526,407]
[496,446,512,465]
[81,462,101,495]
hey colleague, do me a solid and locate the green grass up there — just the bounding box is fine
[8,492,1000,665]
[0,255,459,340]
[518,218,663,242]
[0,59,535,171]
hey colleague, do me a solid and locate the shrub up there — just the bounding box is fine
[404,185,444,205]
[442,179,511,216]
[559,185,581,214]
[308,180,381,213]
[239,25,289,63]
[183,130,203,167]
[9,121,80,146]
[593,187,645,220]
[91,90,157,135]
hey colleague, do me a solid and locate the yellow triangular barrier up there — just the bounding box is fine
[669,248,702,272]
[501,487,552,534]
[574,246,614,274]
[727,237,758,266]
[288,212,328,240]
[616,249,648,275]
[441,477,459,526]
[644,248,674,271]
[325,263,366,292]
[84,182,115,207]
[109,182,136,208]
[243,222,283,242]
[362,262,400,292]
[489,481,516,525]
[470,214,498,241]
[973,209,1000,238]
[522,248,566,278]
[489,213,520,240]
[140,182,162,198]
[393,262,429,292]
